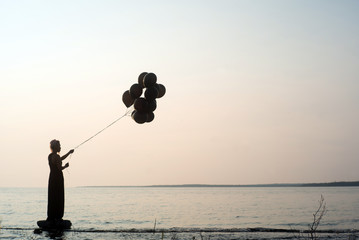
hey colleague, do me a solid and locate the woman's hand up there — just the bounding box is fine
[64,162,69,168]
[69,149,74,154]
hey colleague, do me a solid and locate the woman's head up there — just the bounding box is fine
[50,139,61,153]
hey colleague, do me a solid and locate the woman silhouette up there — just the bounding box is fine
[47,140,74,222]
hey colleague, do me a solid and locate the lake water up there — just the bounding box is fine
[1,187,359,239]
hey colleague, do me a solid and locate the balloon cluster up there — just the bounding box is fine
[122,72,166,124]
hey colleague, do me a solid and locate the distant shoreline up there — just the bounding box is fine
[81,181,359,188]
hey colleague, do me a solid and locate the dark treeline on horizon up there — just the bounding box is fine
[81,181,359,188]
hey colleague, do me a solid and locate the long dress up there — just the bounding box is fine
[47,153,65,221]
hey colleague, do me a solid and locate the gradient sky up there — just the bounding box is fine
[1,0,358,187]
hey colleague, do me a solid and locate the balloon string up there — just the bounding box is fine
[74,108,132,150]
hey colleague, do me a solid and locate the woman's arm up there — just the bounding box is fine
[60,149,74,161]
[52,154,69,171]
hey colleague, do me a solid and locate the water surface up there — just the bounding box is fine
[1,187,358,239]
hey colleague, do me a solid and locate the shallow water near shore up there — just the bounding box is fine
[1,187,359,239]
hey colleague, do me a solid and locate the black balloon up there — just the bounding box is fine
[130,83,143,99]
[126,72,164,124]
[146,112,155,123]
[122,90,134,107]
[157,84,166,98]
[154,83,160,91]
[134,97,148,112]
[143,73,157,88]
[132,110,147,124]
[147,100,157,112]
[138,72,148,88]
[145,87,158,101]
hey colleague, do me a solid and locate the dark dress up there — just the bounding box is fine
[47,153,65,221]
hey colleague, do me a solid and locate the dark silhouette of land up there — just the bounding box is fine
[81,181,359,188]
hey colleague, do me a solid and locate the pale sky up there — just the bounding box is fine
[1,0,358,187]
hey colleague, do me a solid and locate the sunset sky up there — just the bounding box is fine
[1,0,358,187]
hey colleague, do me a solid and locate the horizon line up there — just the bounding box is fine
[79,180,359,188]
